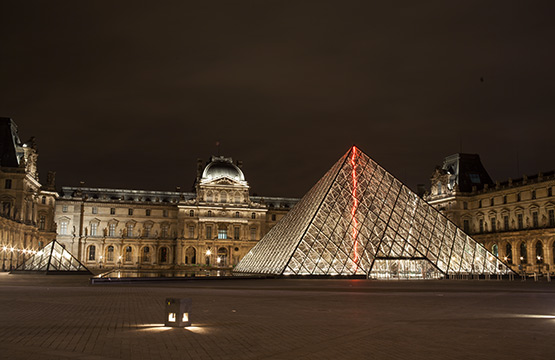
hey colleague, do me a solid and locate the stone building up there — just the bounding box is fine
[54,156,298,270]
[426,153,555,275]
[0,118,57,271]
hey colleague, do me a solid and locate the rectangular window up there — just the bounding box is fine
[549,210,555,227]
[163,209,169,217]
[91,223,98,236]
[127,224,133,237]
[39,215,46,230]
[463,202,468,210]
[109,223,116,236]
[92,207,98,214]
[532,212,539,228]
[206,225,212,239]
[479,219,484,233]
[146,209,151,216]
[490,218,496,232]
[250,227,257,240]
[88,246,96,261]
[162,226,169,238]
[60,222,68,235]
[517,214,523,229]
[144,227,151,238]
[234,226,240,240]
[128,209,133,216]
[110,208,116,215]
[549,187,553,197]
[62,205,68,213]
[188,225,195,238]
[463,220,470,233]
[5,179,12,189]
[503,195,507,204]
[504,216,509,231]
[218,229,227,239]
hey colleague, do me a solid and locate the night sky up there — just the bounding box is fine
[1,1,554,198]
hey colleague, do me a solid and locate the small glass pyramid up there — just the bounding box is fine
[235,146,513,278]
[12,240,91,274]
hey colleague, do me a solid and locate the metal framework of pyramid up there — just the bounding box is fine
[235,146,513,278]
[12,240,92,274]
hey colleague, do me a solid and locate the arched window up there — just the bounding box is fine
[492,244,498,257]
[206,191,213,202]
[251,212,256,219]
[142,247,150,262]
[125,246,132,262]
[535,241,543,263]
[159,247,168,263]
[88,245,96,261]
[235,212,240,218]
[106,246,114,262]
[234,192,241,203]
[207,210,212,217]
[217,247,228,266]
[505,243,512,264]
[519,242,527,264]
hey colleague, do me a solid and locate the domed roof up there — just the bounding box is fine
[201,156,245,182]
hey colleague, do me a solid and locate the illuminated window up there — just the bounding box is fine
[250,227,257,240]
[60,221,68,235]
[92,206,98,214]
[128,208,133,216]
[142,247,150,262]
[206,226,212,239]
[39,215,46,230]
[532,212,538,228]
[234,226,240,240]
[88,245,96,261]
[146,209,151,216]
[218,229,227,239]
[125,246,132,261]
[91,223,98,236]
[159,247,168,263]
[107,246,114,261]
[109,223,116,237]
[110,208,115,215]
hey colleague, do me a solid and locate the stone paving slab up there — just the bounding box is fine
[0,273,554,359]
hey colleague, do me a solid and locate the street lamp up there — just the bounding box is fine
[537,255,542,275]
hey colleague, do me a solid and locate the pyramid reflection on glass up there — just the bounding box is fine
[12,240,91,274]
[235,146,512,278]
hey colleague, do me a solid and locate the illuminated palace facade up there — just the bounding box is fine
[0,118,57,271]
[54,156,298,270]
[426,154,555,275]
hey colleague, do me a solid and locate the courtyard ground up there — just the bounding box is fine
[0,273,554,359]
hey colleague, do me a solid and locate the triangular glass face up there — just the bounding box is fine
[235,146,513,277]
[13,240,91,274]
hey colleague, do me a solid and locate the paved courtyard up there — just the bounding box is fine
[0,273,554,359]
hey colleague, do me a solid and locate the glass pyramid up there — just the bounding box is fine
[235,146,513,278]
[12,240,92,274]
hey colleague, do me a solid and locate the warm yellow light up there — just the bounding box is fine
[217,257,221,263]
[182,313,189,322]
[2,246,6,251]
[206,249,211,256]
[168,313,176,322]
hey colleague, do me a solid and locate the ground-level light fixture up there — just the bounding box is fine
[205,249,211,256]
[217,257,221,263]
[165,298,192,327]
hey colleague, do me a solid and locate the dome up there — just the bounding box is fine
[201,156,245,182]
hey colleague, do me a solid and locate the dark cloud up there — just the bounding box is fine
[1,1,554,197]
